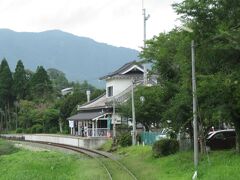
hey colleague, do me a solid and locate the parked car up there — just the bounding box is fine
[206,129,236,151]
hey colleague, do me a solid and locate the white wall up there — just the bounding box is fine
[106,78,132,97]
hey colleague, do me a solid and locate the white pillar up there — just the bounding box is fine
[95,120,98,137]
[78,121,80,136]
[86,121,89,137]
[84,121,86,137]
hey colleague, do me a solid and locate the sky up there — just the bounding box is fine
[0,0,182,50]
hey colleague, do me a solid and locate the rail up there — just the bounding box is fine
[1,135,138,180]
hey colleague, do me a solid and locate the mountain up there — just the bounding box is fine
[0,29,139,87]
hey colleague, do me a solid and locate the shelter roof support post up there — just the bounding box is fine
[96,120,98,137]
[92,120,95,137]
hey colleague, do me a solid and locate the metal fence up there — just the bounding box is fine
[141,131,192,151]
[141,131,163,145]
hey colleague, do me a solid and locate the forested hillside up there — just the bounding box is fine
[0,59,104,133]
[0,29,139,86]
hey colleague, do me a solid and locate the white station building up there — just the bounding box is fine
[67,61,156,137]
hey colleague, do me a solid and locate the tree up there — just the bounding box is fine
[47,68,68,91]
[0,58,14,130]
[173,0,240,152]
[119,86,167,131]
[140,29,193,134]
[91,89,105,100]
[18,100,35,129]
[0,58,14,107]
[59,91,86,132]
[30,66,53,100]
[13,60,28,100]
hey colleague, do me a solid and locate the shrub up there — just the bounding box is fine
[116,124,131,136]
[167,130,177,139]
[49,127,58,133]
[117,133,132,147]
[25,128,32,134]
[152,138,179,157]
[16,128,23,133]
[31,124,43,133]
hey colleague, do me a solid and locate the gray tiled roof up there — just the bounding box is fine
[99,60,143,80]
[67,111,105,121]
[79,93,107,110]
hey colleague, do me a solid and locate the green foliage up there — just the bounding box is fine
[0,58,14,108]
[117,146,240,179]
[31,124,43,133]
[49,127,58,133]
[139,0,240,152]
[18,100,35,129]
[47,68,69,91]
[60,91,86,119]
[30,66,53,100]
[0,140,17,155]
[0,145,109,180]
[119,85,171,131]
[18,100,59,133]
[97,139,113,152]
[152,139,179,157]
[91,89,105,100]
[117,133,132,147]
[16,128,23,133]
[25,128,32,134]
[13,60,28,100]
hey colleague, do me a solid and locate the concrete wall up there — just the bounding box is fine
[1,134,109,149]
[106,78,132,97]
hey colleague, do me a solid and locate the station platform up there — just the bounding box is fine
[0,134,110,149]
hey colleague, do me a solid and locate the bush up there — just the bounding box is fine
[49,127,58,133]
[25,128,32,134]
[31,124,43,133]
[117,133,132,147]
[167,130,177,139]
[116,124,131,136]
[152,138,179,157]
[16,128,23,133]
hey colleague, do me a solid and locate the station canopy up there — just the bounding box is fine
[67,111,109,121]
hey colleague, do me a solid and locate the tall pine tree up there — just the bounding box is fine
[0,58,14,108]
[13,60,28,100]
[30,66,53,99]
[0,58,14,130]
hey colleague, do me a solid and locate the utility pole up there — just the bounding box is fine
[181,26,198,179]
[191,40,198,178]
[131,80,136,145]
[142,2,150,85]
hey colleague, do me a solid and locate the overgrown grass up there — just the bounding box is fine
[0,139,18,155]
[0,139,108,180]
[97,139,113,151]
[116,146,240,180]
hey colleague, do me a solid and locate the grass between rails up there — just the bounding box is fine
[1,138,240,180]
[0,139,108,180]
[115,146,240,180]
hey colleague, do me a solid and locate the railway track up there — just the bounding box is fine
[6,138,137,180]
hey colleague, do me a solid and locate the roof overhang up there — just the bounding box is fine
[67,111,111,121]
[121,65,144,75]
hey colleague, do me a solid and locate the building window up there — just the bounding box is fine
[107,86,113,97]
